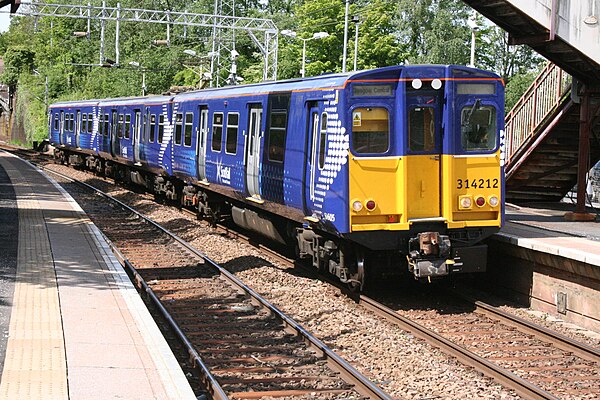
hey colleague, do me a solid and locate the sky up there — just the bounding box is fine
[0,11,10,33]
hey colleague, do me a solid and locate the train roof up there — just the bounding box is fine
[48,65,502,109]
[49,94,173,109]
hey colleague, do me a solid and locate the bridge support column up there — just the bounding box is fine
[565,88,595,222]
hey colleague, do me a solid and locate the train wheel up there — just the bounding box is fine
[348,251,366,292]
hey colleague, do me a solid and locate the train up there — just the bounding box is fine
[48,64,505,290]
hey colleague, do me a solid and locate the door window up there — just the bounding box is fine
[408,107,435,152]
[318,113,327,169]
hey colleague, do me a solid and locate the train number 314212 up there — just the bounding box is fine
[456,178,498,189]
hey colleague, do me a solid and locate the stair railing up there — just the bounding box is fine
[504,62,571,167]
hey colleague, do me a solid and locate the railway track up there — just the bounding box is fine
[7,146,600,399]
[41,167,392,400]
[179,202,600,399]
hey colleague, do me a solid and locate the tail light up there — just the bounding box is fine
[475,196,486,207]
[365,200,377,211]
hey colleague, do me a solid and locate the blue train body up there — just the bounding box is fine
[49,64,505,288]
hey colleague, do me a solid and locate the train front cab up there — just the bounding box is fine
[347,65,504,279]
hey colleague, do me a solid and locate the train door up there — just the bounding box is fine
[196,106,209,182]
[59,111,64,145]
[75,110,81,148]
[133,109,142,164]
[405,92,443,219]
[245,105,263,199]
[304,103,327,216]
[110,109,118,157]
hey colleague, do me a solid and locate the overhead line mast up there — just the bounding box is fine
[11,1,278,84]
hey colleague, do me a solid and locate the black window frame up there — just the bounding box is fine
[408,106,436,153]
[174,112,183,145]
[267,110,287,163]
[184,112,193,147]
[117,114,124,138]
[149,114,156,143]
[158,114,165,143]
[318,112,327,170]
[225,112,239,154]
[351,106,390,155]
[124,113,131,139]
[211,112,223,152]
[82,113,87,134]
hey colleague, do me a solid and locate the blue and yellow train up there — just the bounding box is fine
[49,64,505,289]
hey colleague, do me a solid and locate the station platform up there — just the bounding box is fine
[487,201,600,333]
[0,150,196,399]
[503,201,600,263]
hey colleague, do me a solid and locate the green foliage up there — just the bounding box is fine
[0,0,544,145]
[504,67,542,113]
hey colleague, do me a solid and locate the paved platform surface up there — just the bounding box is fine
[501,202,600,266]
[0,151,196,400]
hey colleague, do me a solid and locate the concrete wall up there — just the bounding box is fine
[508,0,600,65]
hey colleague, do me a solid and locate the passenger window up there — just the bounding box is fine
[149,114,156,143]
[267,111,287,162]
[53,114,59,131]
[319,113,327,169]
[158,115,165,143]
[174,113,183,145]
[212,113,223,152]
[461,103,497,151]
[409,107,435,152]
[124,114,131,139]
[352,107,389,154]
[70,113,75,131]
[117,114,124,138]
[82,114,87,133]
[225,113,239,154]
[103,114,109,136]
[184,113,193,147]
[88,113,93,133]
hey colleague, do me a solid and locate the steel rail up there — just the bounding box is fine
[358,295,559,400]
[41,167,229,400]
[452,291,600,362]
[41,165,392,400]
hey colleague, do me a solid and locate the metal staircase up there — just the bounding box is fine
[463,0,600,206]
[504,63,596,202]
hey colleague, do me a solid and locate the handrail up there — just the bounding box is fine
[505,63,571,167]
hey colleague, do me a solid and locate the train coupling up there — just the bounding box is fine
[407,232,487,279]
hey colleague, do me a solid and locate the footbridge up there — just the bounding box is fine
[465,0,600,218]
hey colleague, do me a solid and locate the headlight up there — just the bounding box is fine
[459,195,472,209]
[488,195,499,207]
[352,200,363,212]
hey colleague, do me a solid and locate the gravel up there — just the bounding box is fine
[45,161,600,399]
